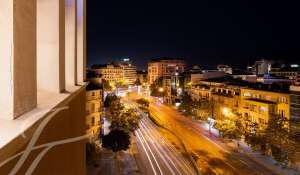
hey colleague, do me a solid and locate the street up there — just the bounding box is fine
[148,98,284,175]
[124,98,198,175]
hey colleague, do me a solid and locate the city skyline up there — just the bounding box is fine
[87,1,300,69]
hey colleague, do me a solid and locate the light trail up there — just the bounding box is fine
[141,119,196,175]
[135,130,158,175]
[139,120,179,175]
[136,129,164,175]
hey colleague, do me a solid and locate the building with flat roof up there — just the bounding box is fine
[240,88,290,129]
[118,59,137,85]
[91,64,124,84]
[148,58,186,84]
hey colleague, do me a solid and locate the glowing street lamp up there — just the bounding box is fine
[159,87,164,92]
[222,107,230,116]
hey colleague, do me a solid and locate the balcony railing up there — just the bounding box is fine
[0,86,87,175]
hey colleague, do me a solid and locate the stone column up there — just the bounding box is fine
[76,0,86,84]
[37,0,65,93]
[0,0,37,119]
[65,0,77,86]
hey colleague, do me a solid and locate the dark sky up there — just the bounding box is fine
[87,1,300,70]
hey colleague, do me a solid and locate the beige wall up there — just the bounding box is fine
[0,87,86,175]
[37,0,66,93]
[65,0,77,86]
[0,0,37,119]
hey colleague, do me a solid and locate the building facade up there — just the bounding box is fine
[91,64,124,84]
[239,88,290,128]
[148,58,186,84]
[250,59,273,76]
[118,59,137,85]
[189,79,292,129]
[217,64,233,74]
[290,86,300,121]
[86,83,103,143]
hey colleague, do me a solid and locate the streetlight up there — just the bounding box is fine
[222,107,230,116]
[159,87,164,92]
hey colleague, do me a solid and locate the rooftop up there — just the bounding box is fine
[201,76,291,93]
[91,64,121,69]
[149,58,185,63]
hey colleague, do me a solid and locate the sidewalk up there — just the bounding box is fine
[87,148,140,175]
[195,121,299,175]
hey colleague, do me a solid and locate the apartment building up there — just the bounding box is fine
[290,86,300,120]
[0,0,86,174]
[118,59,137,85]
[189,82,241,118]
[239,88,290,128]
[91,64,124,83]
[86,83,103,143]
[148,58,186,84]
[211,86,241,113]
[189,84,211,101]
[189,78,292,129]
[217,64,233,74]
[270,67,298,80]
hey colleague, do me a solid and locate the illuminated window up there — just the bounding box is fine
[243,92,251,97]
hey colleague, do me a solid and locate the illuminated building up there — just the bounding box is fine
[290,85,300,122]
[251,59,273,76]
[217,64,233,74]
[91,64,123,83]
[118,59,137,85]
[86,83,103,143]
[240,88,290,128]
[148,58,186,84]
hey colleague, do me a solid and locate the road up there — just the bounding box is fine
[124,99,197,175]
[146,97,283,175]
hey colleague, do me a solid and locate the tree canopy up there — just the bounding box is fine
[150,77,166,97]
[136,98,150,107]
[102,129,131,153]
[105,94,141,133]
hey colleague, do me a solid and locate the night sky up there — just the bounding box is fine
[87,1,300,70]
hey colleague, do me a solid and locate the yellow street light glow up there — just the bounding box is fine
[159,87,164,92]
[222,107,230,116]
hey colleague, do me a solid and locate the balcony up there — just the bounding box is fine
[0,86,87,175]
[0,0,87,174]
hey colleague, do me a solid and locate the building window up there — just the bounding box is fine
[244,92,251,97]
[91,117,95,126]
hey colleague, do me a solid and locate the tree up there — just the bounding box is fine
[105,94,141,132]
[104,94,121,108]
[244,114,300,167]
[136,98,149,107]
[110,108,141,133]
[102,129,131,154]
[103,80,112,91]
[150,77,165,97]
[135,78,142,86]
[178,92,201,116]
[214,118,243,139]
